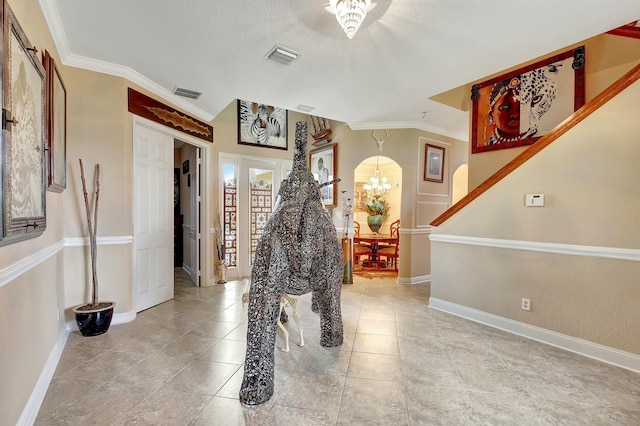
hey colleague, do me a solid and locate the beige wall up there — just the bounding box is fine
[431,78,640,355]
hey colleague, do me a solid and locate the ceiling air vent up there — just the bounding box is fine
[173,87,202,99]
[265,45,301,65]
[296,104,315,113]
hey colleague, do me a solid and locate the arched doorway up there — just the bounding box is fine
[452,164,469,205]
[353,156,402,274]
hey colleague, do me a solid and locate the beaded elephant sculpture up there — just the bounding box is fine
[239,121,344,405]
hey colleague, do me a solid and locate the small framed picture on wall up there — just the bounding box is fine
[309,143,337,208]
[424,144,445,183]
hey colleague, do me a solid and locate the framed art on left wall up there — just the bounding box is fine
[44,50,67,193]
[309,143,337,208]
[1,1,47,245]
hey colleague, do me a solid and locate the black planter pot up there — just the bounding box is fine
[72,302,115,337]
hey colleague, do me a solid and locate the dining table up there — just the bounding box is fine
[353,233,399,268]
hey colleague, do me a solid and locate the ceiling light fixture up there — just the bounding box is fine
[330,0,371,39]
[363,156,391,197]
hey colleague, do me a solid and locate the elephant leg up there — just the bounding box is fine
[239,286,283,405]
[313,285,344,348]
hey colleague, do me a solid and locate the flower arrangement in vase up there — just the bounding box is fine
[364,196,389,233]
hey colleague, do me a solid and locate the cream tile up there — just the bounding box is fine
[190,396,272,426]
[199,339,247,364]
[60,350,149,382]
[165,360,241,395]
[356,318,397,336]
[352,333,399,355]
[115,389,211,425]
[161,334,219,359]
[405,382,476,425]
[36,270,640,426]
[188,318,242,339]
[42,382,154,425]
[337,377,407,425]
[264,405,338,425]
[111,352,188,388]
[52,345,103,377]
[295,344,352,376]
[347,352,403,382]
[34,377,101,423]
[272,370,345,413]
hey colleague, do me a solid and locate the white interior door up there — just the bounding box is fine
[133,122,174,312]
[190,148,202,286]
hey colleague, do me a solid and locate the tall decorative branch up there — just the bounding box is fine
[214,208,225,261]
[79,159,100,307]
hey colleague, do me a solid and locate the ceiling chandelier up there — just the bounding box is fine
[363,156,391,197]
[330,0,371,39]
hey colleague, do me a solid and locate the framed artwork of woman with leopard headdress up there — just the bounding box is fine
[470,46,585,154]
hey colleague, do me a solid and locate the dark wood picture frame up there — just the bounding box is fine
[309,143,337,208]
[44,50,66,193]
[424,143,445,183]
[237,99,288,150]
[607,21,640,39]
[1,1,47,245]
[471,46,585,154]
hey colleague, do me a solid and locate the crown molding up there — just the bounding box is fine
[348,120,468,142]
[38,0,214,123]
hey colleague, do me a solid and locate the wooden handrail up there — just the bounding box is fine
[431,63,640,227]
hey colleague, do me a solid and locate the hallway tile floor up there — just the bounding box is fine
[35,268,640,425]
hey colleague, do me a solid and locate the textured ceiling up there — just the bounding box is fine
[41,0,640,140]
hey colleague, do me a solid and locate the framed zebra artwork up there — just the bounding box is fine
[1,1,47,246]
[470,46,585,154]
[237,100,288,150]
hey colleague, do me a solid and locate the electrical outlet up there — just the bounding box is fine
[521,298,531,311]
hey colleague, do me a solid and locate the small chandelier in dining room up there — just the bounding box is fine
[330,0,371,39]
[363,157,391,197]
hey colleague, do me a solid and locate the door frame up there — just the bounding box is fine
[219,153,292,279]
[132,116,214,293]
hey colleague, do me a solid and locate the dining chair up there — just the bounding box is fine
[353,221,372,265]
[377,220,399,271]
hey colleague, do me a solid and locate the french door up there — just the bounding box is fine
[220,155,289,279]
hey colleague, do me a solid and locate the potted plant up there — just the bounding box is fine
[365,195,389,234]
[71,159,115,336]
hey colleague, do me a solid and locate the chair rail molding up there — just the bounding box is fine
[429,234,640,262]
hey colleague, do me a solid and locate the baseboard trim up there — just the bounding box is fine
[17,329,68,426]
[428,297,640,373]
[398,274,430,285]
